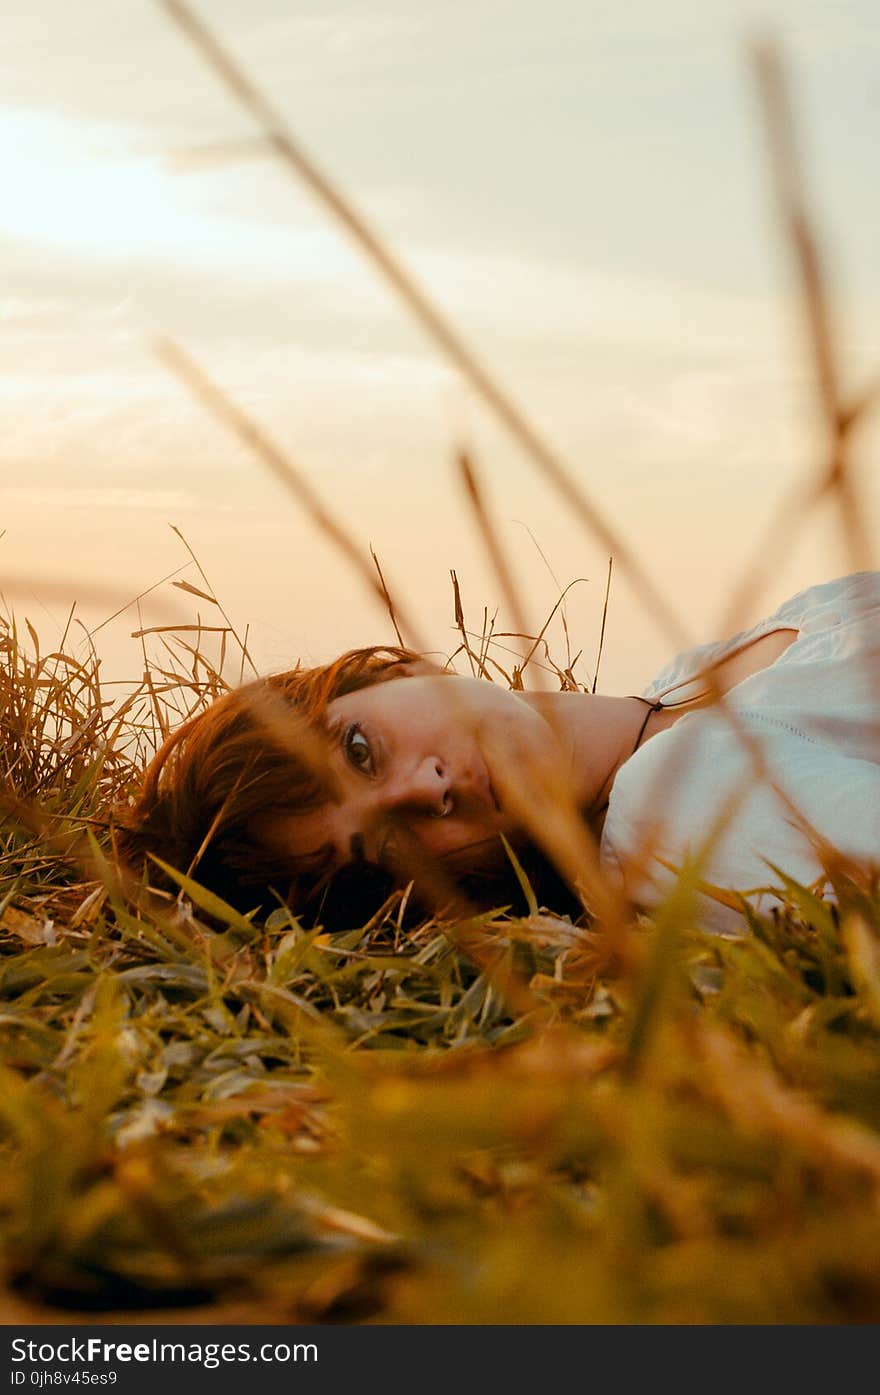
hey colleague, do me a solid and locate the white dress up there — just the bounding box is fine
[599,572,880,934]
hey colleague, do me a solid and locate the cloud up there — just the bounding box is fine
[0,106,352,280]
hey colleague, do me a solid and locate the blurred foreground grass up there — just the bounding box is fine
[1,605,880,1326]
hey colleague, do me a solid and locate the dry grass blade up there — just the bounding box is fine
[131,624,230,639]
[456,478,590,689]
[456,448,532,678]
[751,43,839,423]
[447,571,493,679]
[518,579,591,686]
[592,556,614,694]
[512,522,580,680]
[84,564,193,640]
[843,372,880,433]
[157,0,690,653]
[723,40,875,638]
[369,546,405,648]
[168,526,259,678]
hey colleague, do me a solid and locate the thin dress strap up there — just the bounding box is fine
[628,695,664,756]
[589,696,665,824]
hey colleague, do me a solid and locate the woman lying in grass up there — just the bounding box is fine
[116,572,880,933]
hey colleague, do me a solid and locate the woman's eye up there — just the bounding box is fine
[343,723,374,775]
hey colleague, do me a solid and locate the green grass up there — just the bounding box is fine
[1,603,880,1325]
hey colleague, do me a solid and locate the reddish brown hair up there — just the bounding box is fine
[114,646,427,915]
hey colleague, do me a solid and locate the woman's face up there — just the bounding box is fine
[268,674,566,877]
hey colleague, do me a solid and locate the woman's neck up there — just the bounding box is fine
[513,630,803,837]
[517,628,801,836]
[517,690,675,825]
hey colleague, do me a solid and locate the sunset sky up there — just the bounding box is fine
[2,0,878,697]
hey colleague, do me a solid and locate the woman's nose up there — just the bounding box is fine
[384,757,451,817]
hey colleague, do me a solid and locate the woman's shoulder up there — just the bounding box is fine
[600,703,880,931]
[771,570,880,630]
[641,571,880,703]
